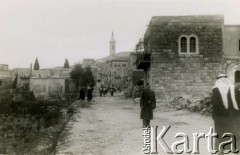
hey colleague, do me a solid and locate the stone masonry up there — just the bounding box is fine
[144,15,229,101]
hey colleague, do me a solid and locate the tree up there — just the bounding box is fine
[34,58,40,70]
[70,64,85,87]
[84,66,96,87]
[64,59,70,68]
[12,74,18,89]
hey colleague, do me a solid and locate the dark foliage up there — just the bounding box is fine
[34,58,40,70]
[70,64,85,87]
[64,59,70,68]
[43,107,61,128]
[12,74,18,89]
[84,66,96,87]
[70,64,96,87]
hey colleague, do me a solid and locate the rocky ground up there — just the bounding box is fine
[55,93,214,155]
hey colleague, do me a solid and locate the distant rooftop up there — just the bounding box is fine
[96,51,131,62]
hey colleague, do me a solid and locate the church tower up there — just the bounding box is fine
[110,32,116,58]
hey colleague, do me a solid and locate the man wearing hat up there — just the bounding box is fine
[212,74,240,154]
[140,83,156,128]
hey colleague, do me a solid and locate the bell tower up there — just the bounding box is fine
[110,32,116,58]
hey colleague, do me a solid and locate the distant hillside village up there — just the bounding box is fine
[1,14,240,103]
[0,32,144,100]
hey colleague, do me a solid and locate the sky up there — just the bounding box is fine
[0,0,240,69]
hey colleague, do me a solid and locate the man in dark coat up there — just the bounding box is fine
[79,86,85,101]
[99,87,103,97]
[87,86,93,102]
[212,74,240,154]
[140,83,156,128]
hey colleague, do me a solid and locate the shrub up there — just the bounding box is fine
[67,107,75,116]
[43,108,61,128]
[169,96,212,114]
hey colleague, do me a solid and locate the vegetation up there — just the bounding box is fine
[168,96,212,114]
[124,86,142,99]
[64,58,70,68]
[70,64,96,87]
[12,74,18,89]
[84,66,96,86]
[34,58,40,70]
[0,80,76,155]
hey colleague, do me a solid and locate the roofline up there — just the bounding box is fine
[225,25,240,27]
[151,14,224,18]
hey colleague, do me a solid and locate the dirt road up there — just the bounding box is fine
[55,94,213,155]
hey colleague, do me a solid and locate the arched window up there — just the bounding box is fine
[178,35,199,54]
[190,37,196,53]
[180,37,187,53]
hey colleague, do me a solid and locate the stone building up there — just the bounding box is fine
[30,77,66,99]
[11,68,31,88]
[0,64,12,102]
[96,33,131,88]
[82,59,96,68]
[128,52,144,87]
[137,15,240,102]
[32,68,70,78]
[0,64,12,89]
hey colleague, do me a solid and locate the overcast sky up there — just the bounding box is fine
[0,0,240,69]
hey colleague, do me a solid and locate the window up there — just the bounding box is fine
[0,80,2,86]
[181,37,187,53]
[190,37,196,53]
[178,35,199,54]
[122,64,126,67]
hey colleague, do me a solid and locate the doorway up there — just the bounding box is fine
[235,70,240,83]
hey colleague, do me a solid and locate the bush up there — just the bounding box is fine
[169,96,212,114]
[124,87,142,99]
[43,107,61,128]
[67,106,75,116]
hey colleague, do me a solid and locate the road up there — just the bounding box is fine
[55,93,213,155]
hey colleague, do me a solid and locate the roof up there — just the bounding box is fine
[145,15,224,39]
[150,15,224,24]
[96,51,131,62]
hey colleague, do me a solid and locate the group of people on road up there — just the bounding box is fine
[99,85,121,97]
[79,86,94,102]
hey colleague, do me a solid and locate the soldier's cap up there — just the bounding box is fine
[216,74,227,79]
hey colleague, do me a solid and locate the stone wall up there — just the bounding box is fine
[30,78,65,99]
[144,15,226,102]
[151,54,224,101]
[0,78,12,103]
[223,26,240,57]
[224,57,240,83]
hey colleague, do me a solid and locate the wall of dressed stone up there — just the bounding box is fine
[144,15,226,102]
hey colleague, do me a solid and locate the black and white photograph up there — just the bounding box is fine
[0,0,240,154]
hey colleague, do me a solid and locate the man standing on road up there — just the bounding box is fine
[79,86,85,101]
[87,85,93,102]
[212,74,240,154]
[140,83,156,128]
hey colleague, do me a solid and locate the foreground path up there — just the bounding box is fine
[55,94,213,155]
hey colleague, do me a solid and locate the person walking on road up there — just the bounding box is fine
[99,87,103,97]
[79,86,85,101]
[140,83,156,128]
[87,86,93,102]
[110,87,115,96]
